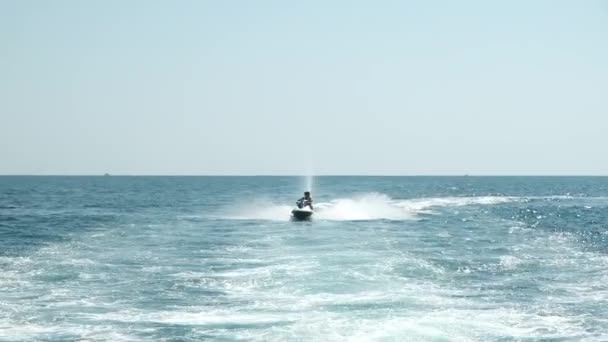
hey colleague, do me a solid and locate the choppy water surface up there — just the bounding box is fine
[1,176,607,341]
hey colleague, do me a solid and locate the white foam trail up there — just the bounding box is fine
[315,194,518,221]
[0,323,140,342]
[401,196,517,212]
[86,310,295,326]
[315,193,416,221]
[227,204,294,221]
[224,193,518,221]
[228,193,522,221]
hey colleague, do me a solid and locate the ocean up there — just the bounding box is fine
[1,176,607,341]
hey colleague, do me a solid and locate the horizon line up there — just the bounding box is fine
[1,174,607,177]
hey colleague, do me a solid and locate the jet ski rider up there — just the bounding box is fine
[297,191,313,210]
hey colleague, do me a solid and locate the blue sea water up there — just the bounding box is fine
[1,176,608,341]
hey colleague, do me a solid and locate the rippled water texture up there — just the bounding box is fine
[1,176,607,341]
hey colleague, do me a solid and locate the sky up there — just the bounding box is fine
[1,0,607,175]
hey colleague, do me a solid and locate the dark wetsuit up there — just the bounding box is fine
[297,197,313,209]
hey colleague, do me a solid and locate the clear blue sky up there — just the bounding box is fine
[1,0,607,175]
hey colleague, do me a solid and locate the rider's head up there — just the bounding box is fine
[304,191,310,198]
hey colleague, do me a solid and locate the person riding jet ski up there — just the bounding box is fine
[296,191,313,210]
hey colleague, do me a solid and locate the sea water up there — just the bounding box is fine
[1,176,607,341]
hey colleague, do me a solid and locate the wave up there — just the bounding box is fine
[224,193,518,221]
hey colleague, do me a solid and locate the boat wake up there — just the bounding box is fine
[223,193,517,221]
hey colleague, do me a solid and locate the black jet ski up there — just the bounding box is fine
[291,197,313,220]
[291,207,313,220]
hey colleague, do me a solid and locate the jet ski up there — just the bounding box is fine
[292,197,313,220]
[291,206,313,220]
